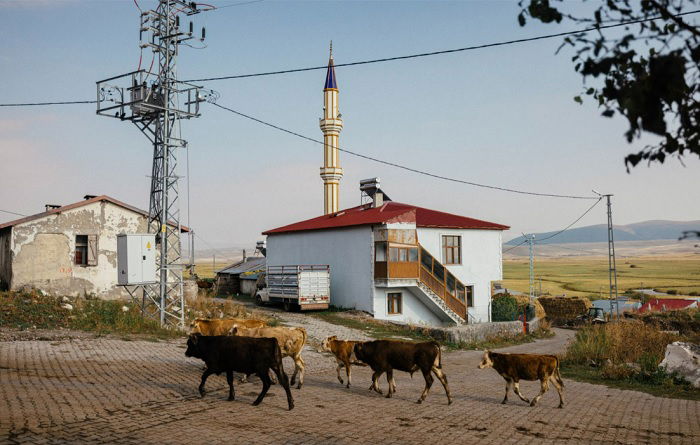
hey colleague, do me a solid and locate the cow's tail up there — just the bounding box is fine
[433,341,443,369]
[554,356,564,387]
[297,327,308,347]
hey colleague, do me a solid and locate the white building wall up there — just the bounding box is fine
[417,228,503,322]
[9,201,148,298]
[373,286,444,325]
[266,226,374,312]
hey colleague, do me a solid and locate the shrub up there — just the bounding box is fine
[689,291,699,297]
[666,289,678,295]
[492,295,520,321]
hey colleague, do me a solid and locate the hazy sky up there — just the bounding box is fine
[1,0,699,250]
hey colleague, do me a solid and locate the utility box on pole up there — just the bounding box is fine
[117,234,157,285]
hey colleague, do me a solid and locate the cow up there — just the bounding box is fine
[184,333,294,410]
[477,350,564,408]
[321,336,367,388]
[353,340,452,405]
[231,326,307,389]
[190,317,266,336]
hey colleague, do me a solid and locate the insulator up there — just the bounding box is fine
[189,21,193,33]
[176,16,180,28]
[201,27,206,40]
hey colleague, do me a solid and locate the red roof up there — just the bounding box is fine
[263,201,509,235]
[638,298,697,313]
[0,195,190,232]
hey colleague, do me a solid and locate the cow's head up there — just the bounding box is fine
[477,350,493,369]
[353,342,366,361]
[229,325,239,336]
[185,333,203,358]
[321,336,337,352]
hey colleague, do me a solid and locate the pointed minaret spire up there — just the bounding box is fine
[319,43,343,214]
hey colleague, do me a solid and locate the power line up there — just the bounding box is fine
[0,100,96,107]
[210,101,598,200]
[215,0,265,9]
[0,209,27,217]
[502,197,602,253]
[185,9,700,82]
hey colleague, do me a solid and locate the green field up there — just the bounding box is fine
[503,255,700,297]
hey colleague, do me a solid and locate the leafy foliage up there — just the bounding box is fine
[519,0,700,169]
[492,294,520,321]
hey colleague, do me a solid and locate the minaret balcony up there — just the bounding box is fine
[319,118,344,133]
[320,166,344,181]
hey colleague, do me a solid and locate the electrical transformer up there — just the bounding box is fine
[117,234,157,285]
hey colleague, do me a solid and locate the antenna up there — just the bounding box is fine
[96,0,211,328]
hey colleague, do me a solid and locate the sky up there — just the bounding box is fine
[1,0,699,252]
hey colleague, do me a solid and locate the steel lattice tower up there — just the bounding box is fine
[97,0,207,327]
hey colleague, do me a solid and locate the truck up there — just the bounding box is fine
[255,265,331,311]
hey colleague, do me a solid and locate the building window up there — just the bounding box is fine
[442,235,461,264]
[387,292,402,315]
[466,285,474,307]
[375,242,387,261]
[75,235,98,266]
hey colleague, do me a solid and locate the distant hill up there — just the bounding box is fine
[506,220,700,245]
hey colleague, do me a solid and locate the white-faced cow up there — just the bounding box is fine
[185,333,294,410]
[353,340,452,405]
[477,350,564,408]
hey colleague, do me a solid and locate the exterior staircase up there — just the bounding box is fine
[415,281,465,325]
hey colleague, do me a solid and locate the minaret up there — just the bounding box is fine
[319,42,343,215]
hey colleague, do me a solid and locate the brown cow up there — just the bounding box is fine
[190,318,266,336]
[321,336,367,388]
[477,350,564,408]
[231,326,307,389]
[353,340,452,405]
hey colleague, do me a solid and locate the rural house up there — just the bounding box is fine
[215,256,266,296]
[0,195,187,298]
[263,188,509,325]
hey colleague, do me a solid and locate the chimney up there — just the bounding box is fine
[373,191,383,207]
[242,249,247,263]
[83,194,98,200]
[45,204,61,212]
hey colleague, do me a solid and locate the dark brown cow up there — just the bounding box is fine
[353,340,452,405]
[321,336,366,388]
[477,350,564,408]
[185,334,294,410]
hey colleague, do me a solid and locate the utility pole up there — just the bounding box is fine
[594,191,619,319]
[527,234,536,303]
[97,1,208,327]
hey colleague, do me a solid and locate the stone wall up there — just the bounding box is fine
[407,317,540,345]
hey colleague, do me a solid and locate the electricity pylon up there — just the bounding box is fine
[96,0,208,327]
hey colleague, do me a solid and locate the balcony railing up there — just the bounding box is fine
[374,242,468,322]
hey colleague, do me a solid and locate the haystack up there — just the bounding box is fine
[537,296,591,324]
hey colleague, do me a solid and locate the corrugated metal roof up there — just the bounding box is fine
[638,298,697,313]
[262,201,509,235]
[0,195,190,232]
[217,257,266,275]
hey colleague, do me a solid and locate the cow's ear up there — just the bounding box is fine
[230,326,238,335]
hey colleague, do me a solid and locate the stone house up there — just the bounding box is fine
[0,195,187,298]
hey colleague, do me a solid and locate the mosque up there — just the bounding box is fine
[263,47,508,325]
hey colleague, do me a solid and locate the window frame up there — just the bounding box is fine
[75,235,88,266]
[387,292,402,315]
[442,235,462,265]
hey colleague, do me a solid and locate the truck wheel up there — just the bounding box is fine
[255,295,264,306]
[283,301,292,312]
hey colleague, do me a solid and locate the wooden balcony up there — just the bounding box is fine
[374,242,468,322]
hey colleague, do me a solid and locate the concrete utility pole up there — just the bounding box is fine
[527,234,536,303]
[97,1,209,327]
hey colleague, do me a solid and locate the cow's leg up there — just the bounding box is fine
[369,370,384,395]
[272,364,295,411]
[226,370,235,401]
[512,380,530,404]
[550,374,564,408]
[530,378,549,407]
[292,354,305,389]
[336,359,345,385]
[239,374,249,384]
[502,378,512,404]
[431,366,452,405]
[385,369,394,398]
[345,360,354,388]
[198,369,214,397]
[417,368,433,404]
[252,371,272,406]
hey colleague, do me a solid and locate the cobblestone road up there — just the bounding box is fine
[1,329,698,444]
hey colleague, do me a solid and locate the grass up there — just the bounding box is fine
[560,320,700,401]
[1,291,180,339]
[503,254,700,297]
[449,325,555,351]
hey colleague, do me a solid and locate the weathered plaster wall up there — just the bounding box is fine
[10,201,149,298]
[0,228,12,289]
